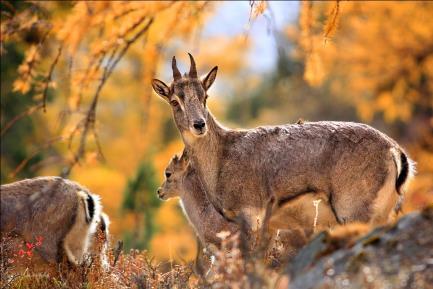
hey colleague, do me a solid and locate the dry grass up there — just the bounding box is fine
[0,199,327,289]
[3,200,419,289]
[1,227,292,289]
[3,206,429,289]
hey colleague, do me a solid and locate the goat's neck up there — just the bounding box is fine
[181,169,206,212]
[180,169,208,227]
[183,112,226,194]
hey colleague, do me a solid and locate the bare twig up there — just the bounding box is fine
[112,240,124,267]
[93,128,106,162]
[75,51,107,110]
[9,136,64,178]
[67,118,84,150]
[107,18,154,75]
[28,155,65,173]
[1,103,43,136]
[113,7,143,20]
[42,45,63,113]
[248,0,256,24]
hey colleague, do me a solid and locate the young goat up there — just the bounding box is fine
[157,152,238,249]
[152,54,415,232]
[265,193,338,264]
[0,176,108,266]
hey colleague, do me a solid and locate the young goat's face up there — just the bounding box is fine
[157,154,189,201]
[151,54,218,139]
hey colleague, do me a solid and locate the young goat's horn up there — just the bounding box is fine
[172,56,181,80]
[188,53,197,78]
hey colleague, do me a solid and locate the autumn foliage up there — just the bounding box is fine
[295,1,433,211]
[1,1,432,288]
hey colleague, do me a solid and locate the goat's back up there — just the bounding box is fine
[215,121,402,213]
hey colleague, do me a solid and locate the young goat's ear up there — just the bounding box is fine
[172,155,179,163]
[151,79,171,100]
[180,149,189,162]
[178,152,189,170]
[179,157,189,171]
[202,66,218,91]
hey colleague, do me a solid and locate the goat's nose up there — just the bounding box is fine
[193,119,206,130]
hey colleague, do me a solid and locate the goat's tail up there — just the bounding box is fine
[391,148,416,214]
[64,191,102,265]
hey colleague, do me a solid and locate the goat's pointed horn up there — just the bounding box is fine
[172,56,181,80]
[188,53,197,78]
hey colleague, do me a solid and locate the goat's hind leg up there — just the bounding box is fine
[331,162,397,225]
[369,163,399,225]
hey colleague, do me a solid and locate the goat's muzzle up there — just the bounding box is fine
[157,188,165,200]
[191,119,207,136]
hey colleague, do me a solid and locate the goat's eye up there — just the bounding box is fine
[170,100,179,107]
[165,172,172,179]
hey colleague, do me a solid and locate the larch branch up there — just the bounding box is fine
[61,17,154,178]
[42,44,63,113]
[1,103,43,136]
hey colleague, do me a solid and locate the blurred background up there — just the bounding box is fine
[1,1,432,263]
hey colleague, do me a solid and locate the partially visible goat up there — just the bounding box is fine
[157,152,238,249]
[265,192,338,265]
[0,177,108,266]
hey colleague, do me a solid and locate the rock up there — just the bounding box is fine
[287,205,433,289]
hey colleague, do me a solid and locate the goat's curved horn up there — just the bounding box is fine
[172,56,181,80]
[188,53,197,78]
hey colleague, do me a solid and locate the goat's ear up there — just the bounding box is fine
[178,153,189,170]
[180,149,189,162]
[151,79,171,100]
[202,66,218,91]
[179,157,189,171]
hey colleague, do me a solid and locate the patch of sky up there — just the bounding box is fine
[202,1,299,73]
